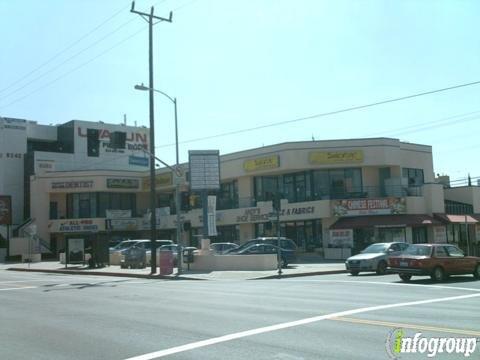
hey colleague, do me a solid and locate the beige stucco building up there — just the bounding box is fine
[20,137,480,259]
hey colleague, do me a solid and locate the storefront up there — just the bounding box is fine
[330,214,441,256]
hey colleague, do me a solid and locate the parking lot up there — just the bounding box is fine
[0,270,479,359]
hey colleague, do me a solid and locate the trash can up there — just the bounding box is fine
[121,246,146,269]
[159,249,174,275]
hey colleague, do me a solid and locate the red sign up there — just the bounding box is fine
[0,196,12,225]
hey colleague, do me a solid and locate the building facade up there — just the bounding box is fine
[24,137,480,260]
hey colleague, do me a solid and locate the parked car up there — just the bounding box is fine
[229,243,295,267]
[226,237,297,254]
[345,242,410,276]
[210,242,239,254]
[389,244,480,282]
[110,239,173,255]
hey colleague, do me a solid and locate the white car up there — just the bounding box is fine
[345,242,409,276]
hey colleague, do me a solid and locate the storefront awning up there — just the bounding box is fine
[434,213,478,224]
[330,215,442,230]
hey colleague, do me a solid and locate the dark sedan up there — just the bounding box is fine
[229,243,295,267]
[389,243,480,282]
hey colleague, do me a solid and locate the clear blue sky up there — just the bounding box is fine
[1,0,479,184]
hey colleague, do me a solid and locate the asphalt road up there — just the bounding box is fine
[0,270,479,360]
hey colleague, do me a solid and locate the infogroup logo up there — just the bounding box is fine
[386,328,478,359]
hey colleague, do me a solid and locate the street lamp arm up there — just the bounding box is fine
[142,149,182,177]
[135,83,175,103]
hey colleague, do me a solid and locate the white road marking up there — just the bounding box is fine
[124,292,480,360]
[0,279,58,284]
[279,279,480,292]
[0,286,38,291]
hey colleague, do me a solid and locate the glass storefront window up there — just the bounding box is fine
[255,219,322,252]
[378,227,406,242]
[67,192,136,218]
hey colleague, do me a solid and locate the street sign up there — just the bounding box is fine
[188,150,220,190]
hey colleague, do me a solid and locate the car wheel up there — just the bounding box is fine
[431,266,445,282]
[399,274,411,282]
[474,265,480,280]
[376,261,387,275]
[350,271,359,276]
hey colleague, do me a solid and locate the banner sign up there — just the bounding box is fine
[129,156,149,167]
[51,180,94,190]
[243,155,279,172]
[49,219,105,233]
[143,173,172,190]
[105,209,132,219]
[207,195,217,236]
[0,195,12,225]
[107,219,138,231]
[332,197,406,217]
[309,150,363,165]
[329,229,354,248]
[106,178,139,189]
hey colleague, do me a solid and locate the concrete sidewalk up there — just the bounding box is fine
[1,260,347,280]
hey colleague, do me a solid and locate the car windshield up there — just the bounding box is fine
[404,245,432,256]
[362,244,388,253]
[111,241,134,250]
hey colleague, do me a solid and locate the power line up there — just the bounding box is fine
[0,2,130,96]
[155,79,480,149]
[0,26,147,110]
[0,17,139,102]
[0,0,197,110]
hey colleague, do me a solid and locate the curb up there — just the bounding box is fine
[252,269,348,280]
[7,268,205,281]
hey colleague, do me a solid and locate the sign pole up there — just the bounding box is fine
[6,224,9,260]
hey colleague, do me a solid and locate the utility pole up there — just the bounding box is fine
[131,1,172,274]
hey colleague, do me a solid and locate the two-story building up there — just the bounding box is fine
[26,137,479,260]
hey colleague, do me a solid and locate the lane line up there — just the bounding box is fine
[330,317,480,337]
[280,279,480,292]
[124,292,480,360]
[0,286,38,291]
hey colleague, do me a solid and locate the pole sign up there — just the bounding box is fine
[0,196,12,225]
[188,150,220,191]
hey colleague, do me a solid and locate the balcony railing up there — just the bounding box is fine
[255,185,423,204]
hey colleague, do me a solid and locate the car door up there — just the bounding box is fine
[433,245,452,274]
[445,245,470,274]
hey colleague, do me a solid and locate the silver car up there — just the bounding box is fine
[345,242,409,275]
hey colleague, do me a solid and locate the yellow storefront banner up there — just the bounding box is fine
[243,155,280,172]
[143,173,173,190]
[309,150,363,164]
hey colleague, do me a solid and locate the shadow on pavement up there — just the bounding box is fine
[41,279,131,292]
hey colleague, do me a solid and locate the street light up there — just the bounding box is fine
[135,83,183,275]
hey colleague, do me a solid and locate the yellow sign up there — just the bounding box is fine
[143,173,173,190]
[244,155,280,172]
[309,150,363,164]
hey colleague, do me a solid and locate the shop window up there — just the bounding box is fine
[412,227,427,244]
[378,227,406,243]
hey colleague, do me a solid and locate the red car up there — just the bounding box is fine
[389,244,480,282]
